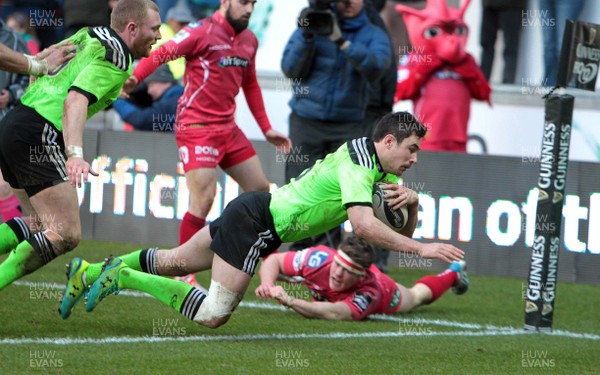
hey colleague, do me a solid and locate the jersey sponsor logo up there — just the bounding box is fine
[218,56,249,68]
[209,44,232,51]
[187,21,203,29]
[309,290,326,301]
[306,251,329,269]
[194,145,219,156]
[172,30,191,44]
[352,292,373,313]
[178,146,189,164]
[293,249,309,271]
[434,70,461,80]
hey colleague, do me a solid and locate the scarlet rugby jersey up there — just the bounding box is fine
[282,246,382,320]
[134,11,272,132]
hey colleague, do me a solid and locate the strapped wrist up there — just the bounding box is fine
[25,54,48,77]
[66,145,83,158]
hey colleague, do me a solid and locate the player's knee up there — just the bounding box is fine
[192,281,242,329]
[195,315,230,329]
[44,229,79,254]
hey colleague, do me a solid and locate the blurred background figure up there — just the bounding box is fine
[479,0,526,84]
[63,0,113,38]
[113,65,183,132]
[0,1,64,49]
[113,65,183,133]
[538,0,585,87]
[0,19,29,222]
[156,0,196,81]
[5,11,40,55]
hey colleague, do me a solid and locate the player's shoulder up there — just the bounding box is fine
[303,246,335,268]
[87,26,132,72]
[345,137,377,169]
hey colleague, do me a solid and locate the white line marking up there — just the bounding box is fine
[0,330,529,346]
[11,281,600,343]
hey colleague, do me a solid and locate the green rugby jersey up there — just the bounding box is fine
[21,27,133,131]
[270,137,399,243]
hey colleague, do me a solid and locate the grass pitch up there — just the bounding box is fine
[1,240,599,374]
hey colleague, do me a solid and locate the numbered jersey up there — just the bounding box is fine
[282,246,381,320]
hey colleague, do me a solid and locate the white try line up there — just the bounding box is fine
[11,281,600,343]
[0,329,530,346]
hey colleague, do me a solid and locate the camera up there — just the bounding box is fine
[299,0,349,36]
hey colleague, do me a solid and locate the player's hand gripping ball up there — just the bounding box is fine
[372,183,409,232]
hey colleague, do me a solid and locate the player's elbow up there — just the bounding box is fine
[351,218,376,242]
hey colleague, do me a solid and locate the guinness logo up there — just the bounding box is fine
[525,301,538,313]
[588,27,597,45]
[538,189,549,201]
[552,191,563,204]
[542,303,553,316]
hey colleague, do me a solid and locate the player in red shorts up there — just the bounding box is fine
[122,0,291,286]
[256,236,468,320]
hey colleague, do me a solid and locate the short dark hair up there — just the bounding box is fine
[372,111,427,143]
[339,236,376,269]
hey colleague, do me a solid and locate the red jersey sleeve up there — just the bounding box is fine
[242,44,272,134]
[134,24,207,82]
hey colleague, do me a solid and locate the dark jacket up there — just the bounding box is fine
[0,21,29,120]
[112,85,184,132]
[281,9,392,122]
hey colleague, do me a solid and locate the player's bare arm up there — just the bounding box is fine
[62,91,98,187]
[255,253,287,299]
[264,129,292,154]
[270,285,353,320]
[347,205,464,263]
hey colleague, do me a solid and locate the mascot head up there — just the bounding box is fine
[396,0,471,64]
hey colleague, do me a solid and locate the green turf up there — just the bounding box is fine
[1,240,598,374]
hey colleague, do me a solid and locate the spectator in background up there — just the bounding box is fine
[0,1,64,49]
[0,20,30,121]
[113,65,184,132]
[63,0,113,38]
[0,20,30,223]
[538,0,585,87]
[156,0,196,81]
[281,0,392,251]
[479,0,526,84]
[6,12,41,55]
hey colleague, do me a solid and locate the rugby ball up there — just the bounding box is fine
[372,183,409,232]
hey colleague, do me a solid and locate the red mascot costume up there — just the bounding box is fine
[394,0,491,152]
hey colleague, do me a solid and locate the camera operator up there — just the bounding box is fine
[281,0,392,251]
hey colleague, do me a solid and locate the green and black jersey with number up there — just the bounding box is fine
[21,27,133,131]
[270,137,399,243]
